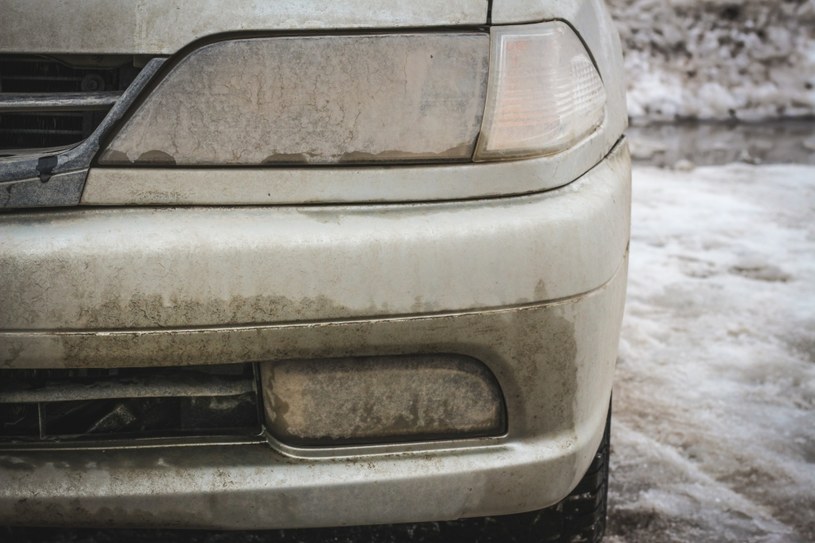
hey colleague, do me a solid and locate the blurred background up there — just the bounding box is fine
[611,0,815,122]
[608,0,815,165]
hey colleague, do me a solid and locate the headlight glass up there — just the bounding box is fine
[475,22,607,161]
[98,33,489,166]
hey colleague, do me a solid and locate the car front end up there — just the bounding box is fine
[0,0,630,537]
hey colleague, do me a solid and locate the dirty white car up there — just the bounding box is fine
[0,0,630,540]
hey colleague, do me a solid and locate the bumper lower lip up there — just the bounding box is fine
[1,260,626,528]
[0,433,588,529]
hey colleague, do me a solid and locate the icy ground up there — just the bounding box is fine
[606,162,815,542]
[606,0,815,122]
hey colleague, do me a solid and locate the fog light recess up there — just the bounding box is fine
[260,355,506,446]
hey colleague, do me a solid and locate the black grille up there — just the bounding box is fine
[0,56,140,150]
[0,364,262,444]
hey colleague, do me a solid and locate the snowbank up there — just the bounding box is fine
[607,0,815,122]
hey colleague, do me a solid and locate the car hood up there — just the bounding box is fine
[0,0,607,55]
[0,0,488,55]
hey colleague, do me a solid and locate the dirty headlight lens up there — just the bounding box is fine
[98,34,489,166]
[475,22,607,161]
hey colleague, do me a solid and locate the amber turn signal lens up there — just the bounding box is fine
[475,22,607,161]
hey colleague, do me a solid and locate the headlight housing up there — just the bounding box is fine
[98,33,490,166]
[475,21,607,161]
[98,23,605,167]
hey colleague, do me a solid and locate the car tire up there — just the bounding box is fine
[437,409,611,543]
[554,409,612,543]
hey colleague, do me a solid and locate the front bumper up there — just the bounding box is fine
[0,142,631,528]
[1,265,626,529]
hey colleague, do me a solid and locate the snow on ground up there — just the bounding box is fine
[606,0,815,122]
[606,162,815,542]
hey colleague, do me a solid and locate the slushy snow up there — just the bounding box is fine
[606,162,815,542]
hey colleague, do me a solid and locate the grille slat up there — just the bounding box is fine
[0,91,122,113]
[0,127,86,135]
[0,365,262,444]
[2,75,87,82]
[0,371,256,404]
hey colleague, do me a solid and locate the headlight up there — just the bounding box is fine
[98,33,489,166]
[474,21,607,161]
[97,23,605,168]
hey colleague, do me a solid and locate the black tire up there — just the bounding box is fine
[556,410,611,543]
[434,410,612,543]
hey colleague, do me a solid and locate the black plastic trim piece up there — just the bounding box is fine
[0,58,165,208]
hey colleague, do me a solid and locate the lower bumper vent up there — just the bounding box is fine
[0,364,261,444]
